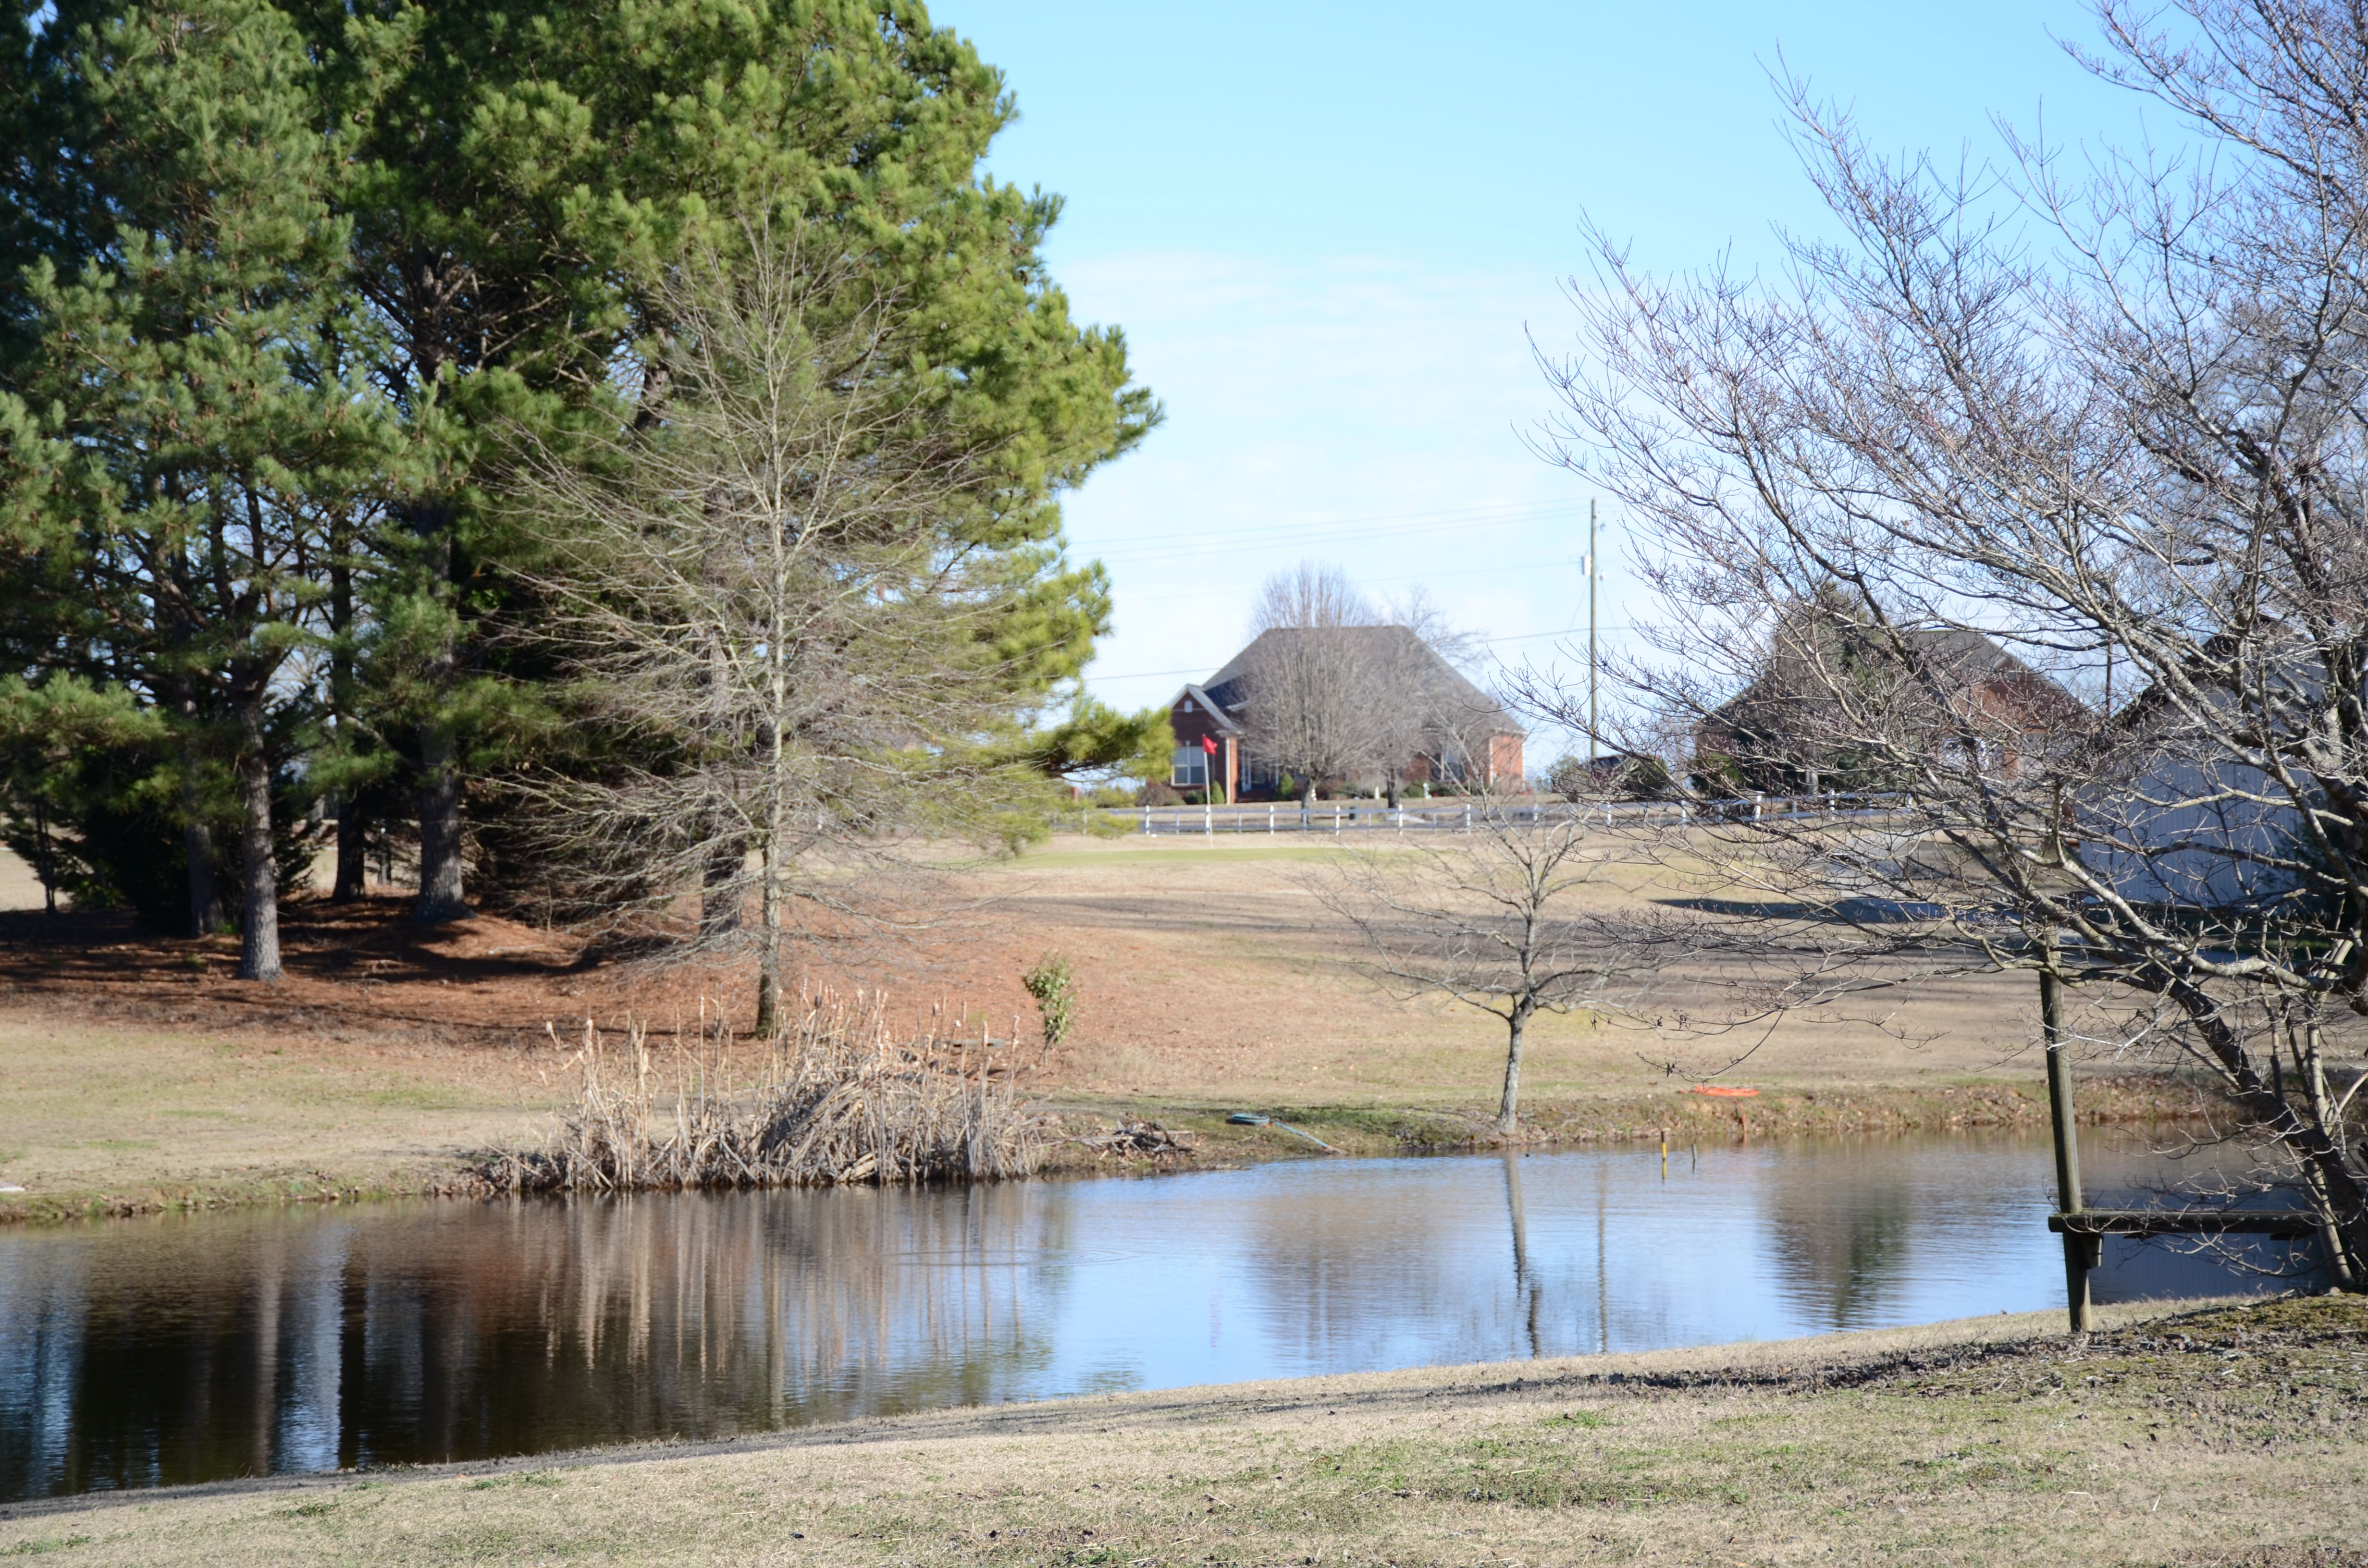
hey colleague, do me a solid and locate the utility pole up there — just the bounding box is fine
[1587,498,1599,764]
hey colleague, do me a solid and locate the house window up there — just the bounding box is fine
[1180,699,1194,713]
[1171,747,1207,788]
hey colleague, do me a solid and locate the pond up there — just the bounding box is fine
[0,1129,2324,1500]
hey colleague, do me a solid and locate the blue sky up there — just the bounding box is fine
[947,2,2155,743]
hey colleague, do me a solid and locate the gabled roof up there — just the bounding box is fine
[1165,682,1244,735]
[1707,623,2083,733]
[1198,625,1524,737]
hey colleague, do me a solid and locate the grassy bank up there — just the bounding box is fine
[0,1011,543,1226]
[1050,1071,2220,1170]
[0,1007,2224,1223]
[4,1295,2360,1566]
[0,871,2244,1221]
[0,1006,2217,1221]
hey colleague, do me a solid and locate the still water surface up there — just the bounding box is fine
[0,1131,2319,1499]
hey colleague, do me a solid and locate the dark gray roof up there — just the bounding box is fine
[1199,625,1523,735]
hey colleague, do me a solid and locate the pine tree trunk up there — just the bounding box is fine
[235,712,281,982]
[334,805,369,901]
[328,544,366,903]
[32,796,56,916]
[182,755,218,939]
[1496,1006,1528,1136]
[415,723,467,923]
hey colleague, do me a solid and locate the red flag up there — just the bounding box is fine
[1200,735,1218,755]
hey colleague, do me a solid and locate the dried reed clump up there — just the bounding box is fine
[486,993,1048,1192]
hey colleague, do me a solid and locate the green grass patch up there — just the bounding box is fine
[358,1084,481,1112]
[464,1471,563,1492]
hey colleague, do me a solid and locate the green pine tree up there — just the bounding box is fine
[294,0,1156,921]
[0,0,405,974]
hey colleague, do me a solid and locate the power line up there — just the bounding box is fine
[1118,557,1606,608]
[1084,624,1660,685]
[1080,496,1577,551]
[1080,501,1582,568]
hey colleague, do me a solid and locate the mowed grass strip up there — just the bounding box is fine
[7,1297,2361,1567]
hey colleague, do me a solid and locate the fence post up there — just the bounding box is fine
[1142,804,1150,836]
[1463,804,1471,833]
[2041,947,2095,1333]
[1752,792,1763,822]
[1268,803,1274,835]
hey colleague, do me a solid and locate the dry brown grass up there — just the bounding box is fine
[4,1295,2359,1567]
[0,1006,546,1222]
[0,836,2245,1219]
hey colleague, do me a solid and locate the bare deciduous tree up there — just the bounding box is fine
[1314,785,1793,1135]
[507,220,1078,1033]
[1525,0,2368,1281]
[1234,562,1509,805]
[1235,564,1401,804]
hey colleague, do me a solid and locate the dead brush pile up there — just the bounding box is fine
[486,993,1048,1191]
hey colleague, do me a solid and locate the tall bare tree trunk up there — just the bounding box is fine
[752,590,787,1037]
[415,723,467,923]
[1497,1002,1529,1136]
[235,707,281,981]
[755,834,781,1037]
[2167,978,2368,1287]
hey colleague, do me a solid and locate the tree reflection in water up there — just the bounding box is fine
[0,1188,1067,1498]
[0,1132,2317,1501]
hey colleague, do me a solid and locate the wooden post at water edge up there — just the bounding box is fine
[2041,957,2098,1332]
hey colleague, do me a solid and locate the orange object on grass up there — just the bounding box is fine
[1689,1085,1760,1098]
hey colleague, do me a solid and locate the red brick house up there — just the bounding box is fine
[1167,627,1525,799]
[1694,624,2082,794]
[1167,683,1244,799]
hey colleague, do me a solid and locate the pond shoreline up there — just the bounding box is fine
[0,1070,2228,1226]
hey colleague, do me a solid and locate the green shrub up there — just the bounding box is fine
[1021,953,1077,1054]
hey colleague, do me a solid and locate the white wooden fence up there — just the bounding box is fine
[1070,792,1913,839]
